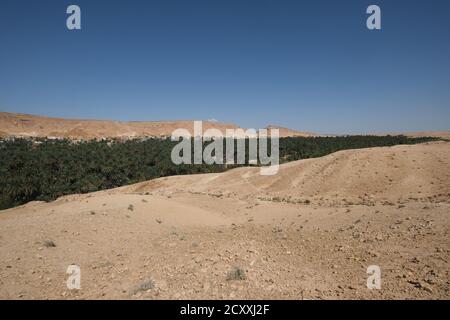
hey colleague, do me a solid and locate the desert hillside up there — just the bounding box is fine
[2,111,448,140]
[266,125,315,137]
[124,141,450,204]
[0,112,316,139]
[0,142,449,299]
[0,112,240,139]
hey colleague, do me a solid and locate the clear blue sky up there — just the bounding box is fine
[1,0,449,134]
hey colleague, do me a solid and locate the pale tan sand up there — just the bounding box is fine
[3,111,449,139]
[266,125,315,137]
[0,112,316,139]
[0,112,240,139]
[0,142,449,299]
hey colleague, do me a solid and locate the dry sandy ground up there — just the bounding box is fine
[0,142,449,300]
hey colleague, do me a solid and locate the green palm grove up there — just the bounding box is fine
[0,135,438,210]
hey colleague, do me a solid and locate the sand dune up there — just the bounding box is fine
[124,141,450,204]
[0,142,449,299]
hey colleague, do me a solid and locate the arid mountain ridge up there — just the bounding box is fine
[0,112,314,139]
[2,112,449,140]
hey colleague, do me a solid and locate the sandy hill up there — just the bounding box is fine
[0,112,240,140]
[0,141,449,299]
[0,112,316,139]
[2,111,447,140]
[266,125,315,137]
[124,141,450,204]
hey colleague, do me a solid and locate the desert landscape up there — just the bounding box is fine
[1,137,449,299]
[1,0,449,304]
[0,112,315,139]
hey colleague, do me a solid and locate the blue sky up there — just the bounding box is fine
[1,0,449,134]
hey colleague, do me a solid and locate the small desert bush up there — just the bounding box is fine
[227,267,246,281]
[133,279,155,294]
[43,240,56,248]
